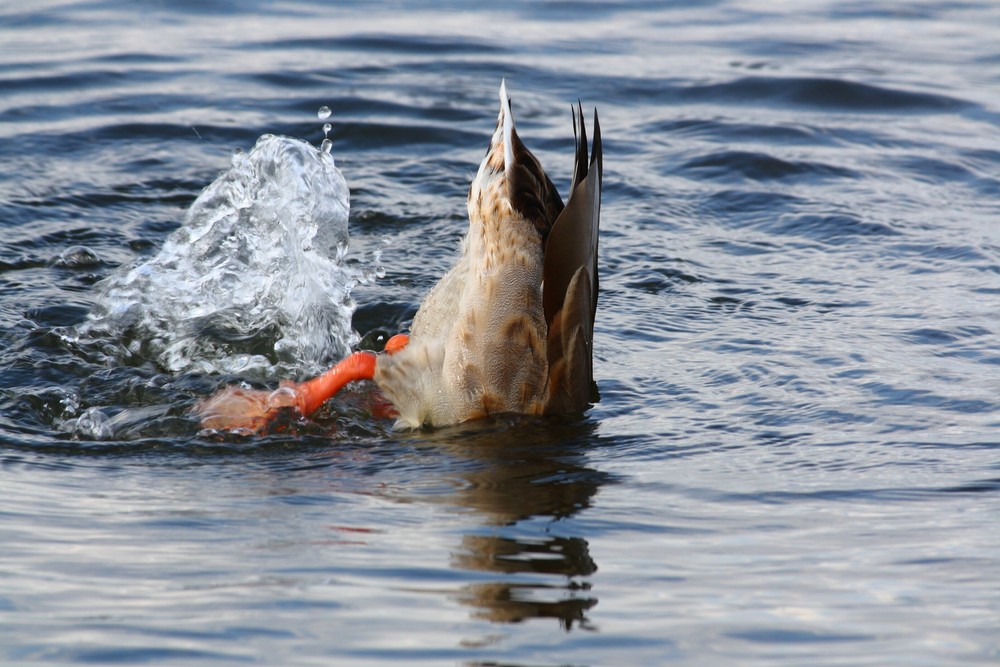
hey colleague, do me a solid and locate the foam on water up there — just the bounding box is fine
[85,134,358,378]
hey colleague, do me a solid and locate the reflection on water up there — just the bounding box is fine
[453,536,597,629]
[419,419,606,630]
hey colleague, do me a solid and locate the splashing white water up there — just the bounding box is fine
[86,134,361,378]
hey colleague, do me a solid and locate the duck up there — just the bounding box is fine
[198,81,602,432]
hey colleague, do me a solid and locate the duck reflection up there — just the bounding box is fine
[420,417,607,630]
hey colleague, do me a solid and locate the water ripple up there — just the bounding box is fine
[2,1,999,665]
[680,76,972,113]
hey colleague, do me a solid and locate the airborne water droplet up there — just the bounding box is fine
[318,107,333,149]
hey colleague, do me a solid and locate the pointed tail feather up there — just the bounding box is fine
[499,79,516,181]
[477,81,564,241]
[543,106,602,413]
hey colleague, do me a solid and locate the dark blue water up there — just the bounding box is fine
[2,1,999,665]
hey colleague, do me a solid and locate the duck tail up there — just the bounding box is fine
[542,104,603,413]
[469,81,565,242]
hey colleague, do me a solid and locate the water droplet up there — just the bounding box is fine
[323,122,332,135]
[317,106,331,121]
[321,138,333,154]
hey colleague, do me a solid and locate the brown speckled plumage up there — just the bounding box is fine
[374,81,602,429]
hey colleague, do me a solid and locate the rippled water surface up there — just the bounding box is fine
[2,1,999,665]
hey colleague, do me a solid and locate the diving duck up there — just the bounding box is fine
[199,81,602,431]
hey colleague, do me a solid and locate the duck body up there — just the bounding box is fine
[197,82,601,433]
[375,82,602,429]
[375,188,549,427]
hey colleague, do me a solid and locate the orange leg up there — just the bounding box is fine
[294,351,377,415]
[197,334,409,433]
[198,351,376,432]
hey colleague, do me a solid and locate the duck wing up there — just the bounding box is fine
[542,105,603,414]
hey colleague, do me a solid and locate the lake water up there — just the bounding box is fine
[2,1,999,665]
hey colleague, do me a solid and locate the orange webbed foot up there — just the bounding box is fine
[196,383,299,433]
[384,333,409,354]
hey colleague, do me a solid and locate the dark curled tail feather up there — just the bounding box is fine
[542,105,603,414]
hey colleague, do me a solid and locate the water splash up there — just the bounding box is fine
[85,134,359,379]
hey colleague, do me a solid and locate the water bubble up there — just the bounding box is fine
[317,106,331,121]
[357,237,389,284]
[267,385,298,409]
[55,245,101,268]
[73,406,113,440]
